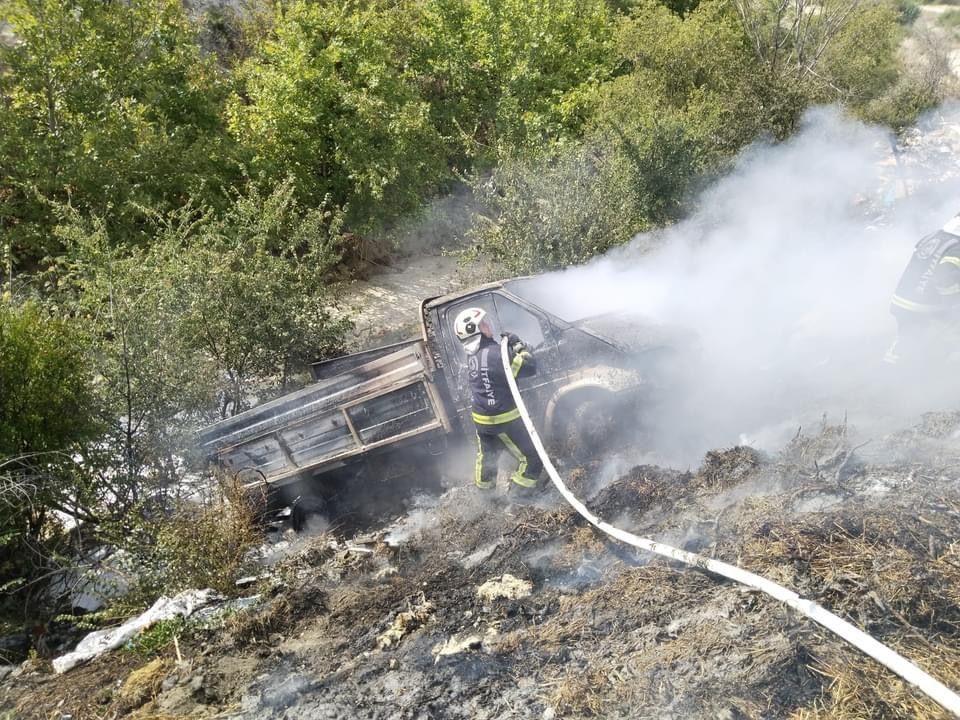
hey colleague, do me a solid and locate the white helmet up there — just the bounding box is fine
[454,307,487,354]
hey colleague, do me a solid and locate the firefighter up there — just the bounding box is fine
[887,213,960,367]
[454,307,544,497]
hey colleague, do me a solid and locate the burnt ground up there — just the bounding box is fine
[4,415,960,719]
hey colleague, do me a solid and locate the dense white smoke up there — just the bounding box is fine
[520,106,960,463]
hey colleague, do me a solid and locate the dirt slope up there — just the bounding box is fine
[5,415,960,719]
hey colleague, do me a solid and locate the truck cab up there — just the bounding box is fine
[421,278,655,447]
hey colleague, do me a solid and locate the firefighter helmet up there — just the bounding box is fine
[454,307,487,353]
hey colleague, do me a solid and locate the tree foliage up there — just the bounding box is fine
[0,301,99,624]
[469,0,917,273]
[405,0,619,158]
[229,1,446,229]
[0,0,240,266]
[169,179,351,415]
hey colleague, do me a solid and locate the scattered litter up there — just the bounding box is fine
[191,594,263,626]
[345,545,374,555]
[52,589,216,673]
[432,626,499,662]
[432,634,482,660]
[461,541,501,569]
[477,574,532,602]
[235,574,272,588]
[376,596,434,649]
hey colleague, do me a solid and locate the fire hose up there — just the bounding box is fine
[499,337,960,716]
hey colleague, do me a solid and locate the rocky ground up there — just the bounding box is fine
[4,414,960,719]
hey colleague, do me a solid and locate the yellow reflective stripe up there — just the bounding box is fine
[510,350,532,378]
[472,408,521,425]
[939,256,960,268]
[510,472,537,488]
[511,352,524,377]
[475,433,492,488]
[498,432,524,465]
[938,284,960,296]
[891,295,939,313]
[498,433,536,487]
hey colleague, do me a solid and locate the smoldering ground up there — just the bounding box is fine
[520,105,960,464]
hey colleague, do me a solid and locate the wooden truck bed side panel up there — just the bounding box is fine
[201,342,452,485]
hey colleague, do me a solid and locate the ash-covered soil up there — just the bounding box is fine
[5,415,960,719]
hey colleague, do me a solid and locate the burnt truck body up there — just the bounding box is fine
[198,277,676,506]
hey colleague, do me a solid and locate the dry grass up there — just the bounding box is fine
[791,641,960,719]
[695,445,766,491]
[117,658,172,712]
[130,475,263,604]
[548,525,608,573]
[738,487,960,718]
[546,658,623,717]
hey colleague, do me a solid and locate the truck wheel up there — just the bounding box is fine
[291,495,328,533]
[555,391,617,459]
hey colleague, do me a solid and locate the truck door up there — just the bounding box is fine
[440,291,562,426]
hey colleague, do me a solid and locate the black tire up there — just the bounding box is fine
[555,391,617,460]
[291,495,327,533]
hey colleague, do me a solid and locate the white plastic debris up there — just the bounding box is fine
[432,633,483,661]
[53,589,216,673]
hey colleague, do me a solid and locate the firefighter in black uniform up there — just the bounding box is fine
[887,214,960,366]
[454,307,544,496]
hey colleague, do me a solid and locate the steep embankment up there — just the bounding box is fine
[5,415,960,719]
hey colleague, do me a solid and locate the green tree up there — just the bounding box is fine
[468,0,752,273]
[468,0,913,274]
[229,1,446,231]
[731,0,906,131]
[171,179,352,415]
[48,212,217,504]
[602,0,771,153]
[0,0,240,268]
[404,0,619,161]
[0,301,99,624]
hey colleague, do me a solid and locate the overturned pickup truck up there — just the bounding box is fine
[198,277,680,515]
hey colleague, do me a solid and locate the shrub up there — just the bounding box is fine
[130,476,262,601]
[895,0,921,24]
[938,7,960,27]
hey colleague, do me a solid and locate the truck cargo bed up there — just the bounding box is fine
[199,342,450,486]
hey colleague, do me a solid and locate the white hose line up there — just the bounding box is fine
[500,337,960,716]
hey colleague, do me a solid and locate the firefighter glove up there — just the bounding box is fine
[501,332,525,352]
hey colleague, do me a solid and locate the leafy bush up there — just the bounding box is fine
[125,617,186,659]
[406,0,619,158]
[0,181,349,631]
[0,0,241,267]
[895,0,921,24]
[821,4,902,110]
[0,301,99,627]
[127,477,261,603]
[229,1,446,231]
[467,0,913,274]
[468,111,702,274]
[939,7,960,28]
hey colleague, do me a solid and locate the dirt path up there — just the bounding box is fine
[339,254,465,350]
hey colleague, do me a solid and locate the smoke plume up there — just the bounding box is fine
[520,106,960,463]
